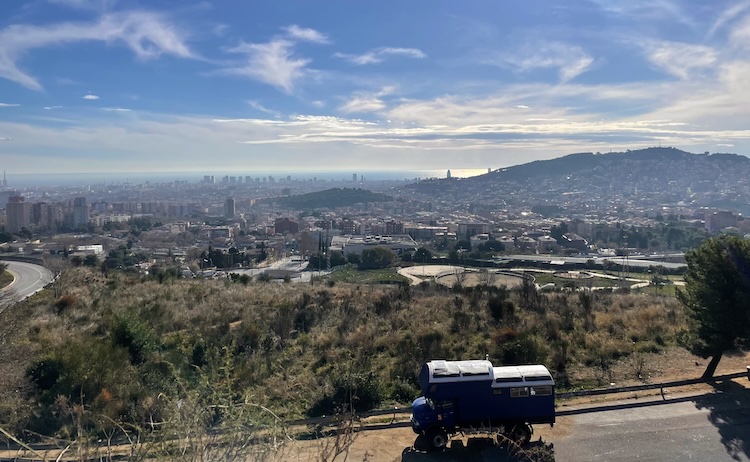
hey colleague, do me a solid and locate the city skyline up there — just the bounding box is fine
[1,0,750,173]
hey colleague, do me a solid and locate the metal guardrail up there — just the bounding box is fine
[289,370,750,428]
[556,370,748,399]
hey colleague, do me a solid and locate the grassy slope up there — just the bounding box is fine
[0,267,693,436]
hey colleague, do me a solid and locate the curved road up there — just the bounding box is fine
[1,260,54,302]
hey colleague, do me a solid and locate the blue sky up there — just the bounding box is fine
[1,0,750,174]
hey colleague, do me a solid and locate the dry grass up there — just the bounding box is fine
[0,267,704,443]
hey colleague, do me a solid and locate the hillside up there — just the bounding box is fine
[405,147,750,213]
[266,187,393,210]
[1,268,689,442]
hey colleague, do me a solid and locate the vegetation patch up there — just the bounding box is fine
[327,266,410,285]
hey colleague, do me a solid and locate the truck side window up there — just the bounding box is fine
[532,385,553,396]
[510,387,529,398]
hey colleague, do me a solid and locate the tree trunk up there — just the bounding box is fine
[701,352,723,379]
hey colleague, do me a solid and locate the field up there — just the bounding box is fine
[0,265,729,460]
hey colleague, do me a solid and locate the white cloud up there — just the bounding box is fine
[500,42,594,82]
[643,40,717,79]
[220,39,309,93]
[311,100,326,108]
[334,47,426,65]
[0,103,20,107]
[44,105,63,109]
[0,11,193,90]
[103,107,130,111]
[339,97,386,114]
[729,14,750,50]
[83,94,100,100]
[591,0,696,27]
[247,100,281,117]
[708,1,750,37]
[282,25,329,44]
[339,86,395,114]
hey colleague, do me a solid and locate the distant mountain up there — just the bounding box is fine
[267,188,393,210]
[481,147,748,182]
[405,147,750,213]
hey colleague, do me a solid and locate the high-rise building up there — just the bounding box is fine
[224,197,236,219]
[353,173,358,183]
[2,171,7,188]
[72,197,90,228]
[6,195,31,233]
[447,169,452,179]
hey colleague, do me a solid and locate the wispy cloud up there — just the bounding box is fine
[0,103,20,107]
[83,94,100,100]
[642,40,717,79]
[220,39,309,93]
[708,1,750,37]
[103,107,130,111]
[212,24,230,37]
[728,14,750,50]
[499,42,594,82]
[339,86,395,114]
[48,0,117,11]
[282,25,329,44]
[44,105,63,109]
[0,10,193,90]
[247,100,281,117]
[591,0,697,27]
[334,47,426,65]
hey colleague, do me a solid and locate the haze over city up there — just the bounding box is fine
[2,0,750,175]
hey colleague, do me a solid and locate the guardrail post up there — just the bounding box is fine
[747,366,749,381]
[660,384,665,400]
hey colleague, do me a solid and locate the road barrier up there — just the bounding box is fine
[289,370,750,428]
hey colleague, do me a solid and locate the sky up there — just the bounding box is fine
[1,0,750,175]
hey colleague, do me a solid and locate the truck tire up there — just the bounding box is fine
[426,428,448,451]
[508,423,532,446]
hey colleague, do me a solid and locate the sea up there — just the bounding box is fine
[5,169,490,189]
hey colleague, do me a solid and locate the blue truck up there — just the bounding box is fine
[410,359,555,450]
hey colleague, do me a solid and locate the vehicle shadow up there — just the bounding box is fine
[401,436,555,462]
[693,379,750,460]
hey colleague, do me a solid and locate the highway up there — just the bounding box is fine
[1,260,54,303]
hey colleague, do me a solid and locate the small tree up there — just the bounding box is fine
[414,247,432,263]
[328,251,346,267]
[677,236,750,378]
[359,247,395,270]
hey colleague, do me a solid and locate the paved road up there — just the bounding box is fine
[553,387,750,462]
[1,260,54,302]
[227,256,316,282]
[396,386,750,462]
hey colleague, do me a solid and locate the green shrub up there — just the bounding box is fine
[309,370,383,416]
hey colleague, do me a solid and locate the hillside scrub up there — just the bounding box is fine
[0,268,689,439]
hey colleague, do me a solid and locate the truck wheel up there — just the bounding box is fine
[509,423,532,446]
[426,428,448,451]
